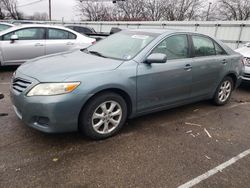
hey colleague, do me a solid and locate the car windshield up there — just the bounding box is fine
[86,31,157,60]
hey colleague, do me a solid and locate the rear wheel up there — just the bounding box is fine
[79,92,127,140]
[213,76,234,106]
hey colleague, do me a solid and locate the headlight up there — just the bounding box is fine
[27,82,80,96]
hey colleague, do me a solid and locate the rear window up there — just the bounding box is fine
[48,28,76,40]
[192,35,216,57]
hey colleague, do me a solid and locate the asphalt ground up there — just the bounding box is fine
[0,66,250,188]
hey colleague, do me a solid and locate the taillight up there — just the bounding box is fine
[92,40,96,45]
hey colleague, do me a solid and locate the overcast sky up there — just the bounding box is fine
[18,0,79,21]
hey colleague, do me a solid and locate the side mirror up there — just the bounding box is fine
[244,42,250,47]
[10,34,18,43]
[145,53,167,64]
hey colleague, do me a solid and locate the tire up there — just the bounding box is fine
[79,92,127,140]
[213,76,234,106]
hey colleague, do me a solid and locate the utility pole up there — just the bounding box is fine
[206,2,212,21]
[49,0,51,21]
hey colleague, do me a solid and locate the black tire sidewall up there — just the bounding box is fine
[79,92,127,140]
[214,76,234,106]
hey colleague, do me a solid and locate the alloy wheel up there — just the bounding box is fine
[91,100,122,134]
[218,80,232,103]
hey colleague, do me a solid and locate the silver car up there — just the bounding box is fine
[10,29,243,139]
[0,24,96,66]
[235,43,250,82]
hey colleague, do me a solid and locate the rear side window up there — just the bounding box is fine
[3,28,45,40]
[192,35,216,57]
[48,28,76,40]
[152,34,189,60]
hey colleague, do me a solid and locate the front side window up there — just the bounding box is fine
[192,35,216,57]
[48,28,76,39]
[152,34,189,60]
[3,28,45,40]
[87,31,156,60]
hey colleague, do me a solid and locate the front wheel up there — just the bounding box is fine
[79,92,127,140]
[213,76,234,106]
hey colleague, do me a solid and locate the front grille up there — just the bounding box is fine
[12,78,32,94]
[244,73,250,78]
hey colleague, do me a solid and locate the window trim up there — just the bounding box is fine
[146,33,192,62]
[1,27,46,41]
[190,34,228,58]
[46,28,77,40]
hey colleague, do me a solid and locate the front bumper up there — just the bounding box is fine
[10,72,87,133]
[242,66,250,81]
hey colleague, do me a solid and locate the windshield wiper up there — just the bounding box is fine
[88,50,107,58]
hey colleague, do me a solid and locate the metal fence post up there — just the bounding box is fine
[195,23,199,31]
[237,24,245,48]
[214,24,220,38]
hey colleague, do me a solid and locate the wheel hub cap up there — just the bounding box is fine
[92,101,122,134]
[218,80,231,103]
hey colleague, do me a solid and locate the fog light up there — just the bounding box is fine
[34,116,49,126]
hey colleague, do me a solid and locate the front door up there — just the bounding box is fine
[1,27,46,64]
[137,34,193,113]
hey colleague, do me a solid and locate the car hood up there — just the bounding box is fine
[235,47,250,58]
[17,50,123,82]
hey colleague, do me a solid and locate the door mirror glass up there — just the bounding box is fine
[10,34,18,41]
[146,53,167,64]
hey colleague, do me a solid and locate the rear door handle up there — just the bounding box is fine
[222,59,227,64]
[34,43,44,47]
[66,42,74,45]
[184,64,192,71]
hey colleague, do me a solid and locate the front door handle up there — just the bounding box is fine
[184,64,192,71]
[66,42,74,45]
[34,43,44,47]
[222,59,227,65]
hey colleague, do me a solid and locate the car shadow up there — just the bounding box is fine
[24,100,211,147]
[0,65,19,72]
[239,82,250,91]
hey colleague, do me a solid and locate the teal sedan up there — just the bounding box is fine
[10,29,243,139]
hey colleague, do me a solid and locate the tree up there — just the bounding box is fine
[0,0,23,19]
[115,0,146,21]
[163,0,204,21]
[216,0,250,20]
[29,12,49,21]
[143,0,167,21]
[76,0,114,21]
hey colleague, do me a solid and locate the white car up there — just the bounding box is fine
[0,24,96,66]
[235,43,250,82]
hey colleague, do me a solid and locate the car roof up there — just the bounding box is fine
[0,24,78,35]
[0,22,14,26]
[65,24,92,28]
[127,28,195,35]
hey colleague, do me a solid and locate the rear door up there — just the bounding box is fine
[45,28,77,55]
[1,27,45,64]
[137,34,193,112]
[190,35,229,98]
